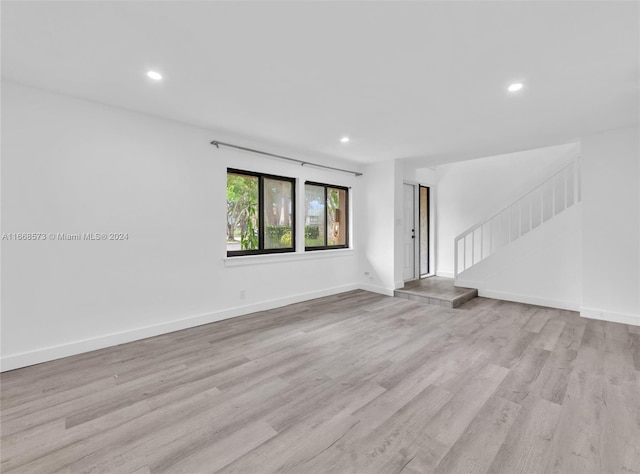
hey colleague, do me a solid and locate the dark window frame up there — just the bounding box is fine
[227,168,296,257]
[305,181,349,251]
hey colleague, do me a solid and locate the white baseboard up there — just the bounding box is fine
[580,307,640,327]
[14,282,624,373]
[1,283,360,372]
[436,271,454,278]
[359,283,395,296]
[455,278,580,311]
[477,289,580,311]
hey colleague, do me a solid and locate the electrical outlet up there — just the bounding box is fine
[240,289,246,300]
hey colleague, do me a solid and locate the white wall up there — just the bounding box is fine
[1,82,364,370]
[393,160,405,288]
[414,167,437,186]
[358,160,396,294]
[435,143,580,277]
[581,127,640,325]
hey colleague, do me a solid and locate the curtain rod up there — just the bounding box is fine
[210,140,363,177]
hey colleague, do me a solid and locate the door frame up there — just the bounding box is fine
[403,180,436,281]
[402,183,419,282]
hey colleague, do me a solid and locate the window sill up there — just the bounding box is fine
[223,248,355,267]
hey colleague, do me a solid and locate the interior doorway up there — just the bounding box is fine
[403,183,432,282]
[402,183,416,281]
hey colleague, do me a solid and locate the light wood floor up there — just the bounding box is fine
[2,291,639,473]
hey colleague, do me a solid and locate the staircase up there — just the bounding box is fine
[394,157,581,310]
[454,157,581,282]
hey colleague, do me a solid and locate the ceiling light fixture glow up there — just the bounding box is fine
[508,82,523,92]
[146,70,163,81]
[340,136,350,143]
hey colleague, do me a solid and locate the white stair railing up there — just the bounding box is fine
[454,157,581,278]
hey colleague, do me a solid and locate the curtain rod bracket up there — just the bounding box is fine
[210,140,362,177]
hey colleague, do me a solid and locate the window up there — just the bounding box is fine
[227,169,295,256]
[305,182,349,250]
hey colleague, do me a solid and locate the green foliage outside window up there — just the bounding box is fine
[227,174,258,250]
[240,204,258,250]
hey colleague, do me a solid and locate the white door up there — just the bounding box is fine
[403,183,416,281]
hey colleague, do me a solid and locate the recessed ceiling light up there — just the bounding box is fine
[508,82,524,92]
[146,70,163,81]
[340,136,350,143]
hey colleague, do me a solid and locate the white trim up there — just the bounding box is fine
[402,182,418,281]
[414,185,420,279]
[223,248,355,267]
[359,283,395,296]
[436,271,455,278]
[580,307,640,326]
[476,289,579,311]
[455,279,580,311]
[427,183,436,278]
[1,283,359,372]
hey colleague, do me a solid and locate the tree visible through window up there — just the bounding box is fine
[227,172,259,251]
[227,169,295,256]
[305,182,348,249]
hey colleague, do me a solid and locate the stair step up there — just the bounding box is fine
[394,276,478,308]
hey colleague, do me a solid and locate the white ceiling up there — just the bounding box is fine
[2,1,638,166]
